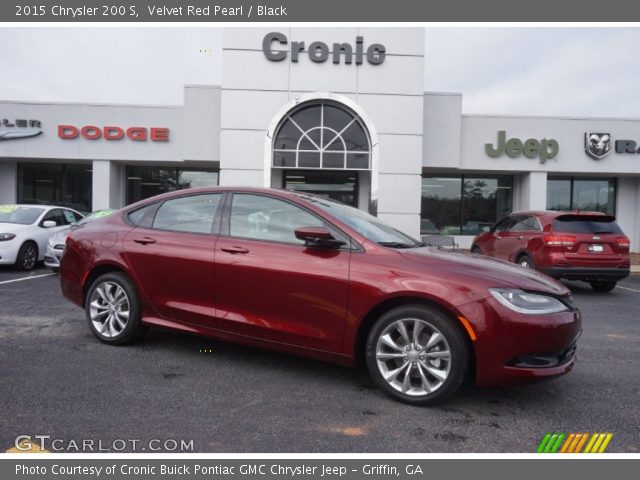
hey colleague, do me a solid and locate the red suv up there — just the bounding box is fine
[471,211,630,292]
[60,188,581,405]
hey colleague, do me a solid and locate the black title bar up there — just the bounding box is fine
[4,0,640,22]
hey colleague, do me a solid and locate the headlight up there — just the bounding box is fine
[0,233,16,241]
[489,288,568,315]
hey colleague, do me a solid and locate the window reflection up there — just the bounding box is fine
[17,163,92,213]
[126,167,219,204]
[421,175,513,235]
[546,177,616,214]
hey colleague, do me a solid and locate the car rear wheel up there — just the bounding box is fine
[517,253,534,269]
[590,281,617,293]
[16,241,38,271]
[470,245,481,254]
[365,305,469,406]
[85,272,147,345]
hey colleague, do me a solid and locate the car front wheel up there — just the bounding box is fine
[365,305,469,406]
[590,281,617,293]
[16,241,38,271]
[85,272,147,345]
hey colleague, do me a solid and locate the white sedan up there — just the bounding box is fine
[0,205,84,270]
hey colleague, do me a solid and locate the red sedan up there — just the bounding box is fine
[471,211,630,292]
[60,188,581,405]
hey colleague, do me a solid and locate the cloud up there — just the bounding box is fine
[425,27,640,117]
[0,27,221,105]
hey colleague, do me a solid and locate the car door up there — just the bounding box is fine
[483,217,515,257]
[507,215,542,261]
[213,192,351,352]
[122,193,223,327]
[493,215,528,260]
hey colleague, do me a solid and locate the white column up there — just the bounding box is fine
[616,177,640,252]
[517,171,548,211]
[0,162,17,204]
[92,160,124,210]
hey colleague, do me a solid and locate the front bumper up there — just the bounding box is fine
[540,266,629,282]
[0,240,19,265]
[44,244,64,269]
[457,296,582,386]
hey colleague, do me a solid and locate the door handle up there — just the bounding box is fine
[517,236,524,240]
[221,246,249,254]
[133,237,156,245]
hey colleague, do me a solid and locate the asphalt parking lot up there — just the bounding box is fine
[1,265,638,453]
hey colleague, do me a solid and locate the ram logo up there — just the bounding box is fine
[585,132,612,160]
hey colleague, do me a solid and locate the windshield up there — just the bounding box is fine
[0,205,45,225]
[302,195,421,247]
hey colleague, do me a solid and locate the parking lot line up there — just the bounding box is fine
[0,273,56,285]
[616,285,640,294]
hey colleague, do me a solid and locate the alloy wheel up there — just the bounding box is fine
[21,244,37,270]
[89,281,130,338]
[375,318,452,396]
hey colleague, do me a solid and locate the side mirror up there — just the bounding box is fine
[42,220,57,228]
[295,226,346,249]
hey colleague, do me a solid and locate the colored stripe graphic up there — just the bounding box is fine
[538,433,613,453]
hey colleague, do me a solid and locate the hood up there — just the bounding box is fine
[49,227,71,245]
[400,247,569,296]
[0,222,32,234]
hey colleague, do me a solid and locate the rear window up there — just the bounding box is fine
[553,215,623,234]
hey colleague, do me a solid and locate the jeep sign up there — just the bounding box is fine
[485,130,559,164]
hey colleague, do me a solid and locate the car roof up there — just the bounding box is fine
[123,186,314,210]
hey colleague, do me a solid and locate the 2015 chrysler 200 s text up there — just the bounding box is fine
[60,187,581,405]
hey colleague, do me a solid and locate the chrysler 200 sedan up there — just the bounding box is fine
[60,188,581,405]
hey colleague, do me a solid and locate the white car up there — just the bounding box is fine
[0,205,84,270]
[45,209,114,271]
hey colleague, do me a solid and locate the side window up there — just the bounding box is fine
[230,194,325,244]
[72,211,84,223]
[62,209,78,224]
[128,204,155,227]
[41,209,66,226]
[152,194,221,234]
[511,215,541,232]
[493,217,514,232]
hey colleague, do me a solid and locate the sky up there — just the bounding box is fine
[1,27,639,117]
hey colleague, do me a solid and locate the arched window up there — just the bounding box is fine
[272,100,371,170]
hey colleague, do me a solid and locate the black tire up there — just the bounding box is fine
[51,267,59,273]
[85,272,147,345]
[365,304,470,406]
[517,253,534,269]
[15,241,38,271]
[470,245,482,254]
[590,281,617,293]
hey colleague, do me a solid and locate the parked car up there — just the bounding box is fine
[0,204,83,270]
[471,210,630,292]
[60,188,581,405]
[45,209,115,272]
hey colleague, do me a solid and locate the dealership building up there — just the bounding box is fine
[3,27,640,249]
